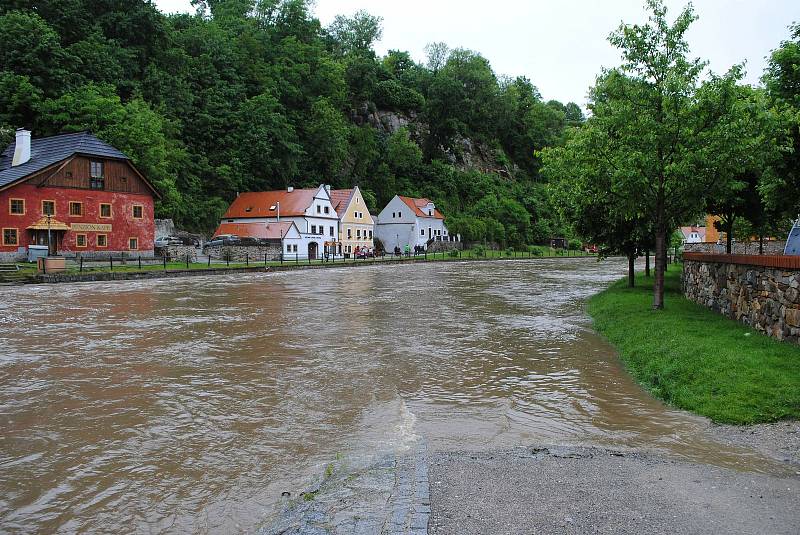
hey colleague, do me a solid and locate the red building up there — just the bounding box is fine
[0,129,160,261]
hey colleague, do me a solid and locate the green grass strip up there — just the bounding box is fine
[587,266,800,424]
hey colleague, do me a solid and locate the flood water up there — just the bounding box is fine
[0,259,786,533]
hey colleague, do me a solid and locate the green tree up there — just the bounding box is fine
[0,10,71,95]
[584,0,741,308]
[326,10,382,57]
[762,23,800,225]
[40,83,183,218]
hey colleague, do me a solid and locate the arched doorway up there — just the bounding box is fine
[308,241,318,260]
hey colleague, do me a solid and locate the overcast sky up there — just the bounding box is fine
[154,0,798,107]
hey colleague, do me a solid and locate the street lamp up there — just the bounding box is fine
[46,213,52,256]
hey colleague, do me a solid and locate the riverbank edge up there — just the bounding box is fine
[11,254,597,286]
[587,267,800,426]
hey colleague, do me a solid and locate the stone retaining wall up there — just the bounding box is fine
[156,244,198,261]
[204,244,283,262]
[684,240,786,255]
[682,253,800,344]
[427,240,463,253]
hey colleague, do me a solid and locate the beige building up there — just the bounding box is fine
[331,186,374,256]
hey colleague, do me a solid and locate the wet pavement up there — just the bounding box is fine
[0,258,795,533]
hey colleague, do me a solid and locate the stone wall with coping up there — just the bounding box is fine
[427,240,463,253]
[1,249,156,262]
[156,245,198,262]
[682,253,800,344]
[204,243,283,262]
[684,240,786,255]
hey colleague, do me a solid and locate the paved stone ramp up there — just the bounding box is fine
[384,442,430,534]
[262,442,430,535]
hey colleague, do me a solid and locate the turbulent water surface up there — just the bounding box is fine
[0,259,782,533]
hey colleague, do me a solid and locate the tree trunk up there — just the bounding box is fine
[645,250,650,277]
[726,215,735,254]
[653,229,666,310]
[628,253,635,288]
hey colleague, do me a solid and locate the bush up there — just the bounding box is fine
[374,80,425,111]
[568,238,582,250]
[448,248,460,258]
[528,245,544,256]
[472,244,487,257]
[505,246,515,256]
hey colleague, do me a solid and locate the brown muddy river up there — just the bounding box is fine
[0,259,783,533]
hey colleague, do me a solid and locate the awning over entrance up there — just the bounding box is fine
[26,217,70,231]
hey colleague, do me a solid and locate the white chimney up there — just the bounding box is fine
[325,184,331,194]
[287,186,294,193]
[11,128,31,167]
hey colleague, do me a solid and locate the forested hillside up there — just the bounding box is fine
[0,0,583,241]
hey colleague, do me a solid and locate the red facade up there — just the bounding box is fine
[0,155,156,257]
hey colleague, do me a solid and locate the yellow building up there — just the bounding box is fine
[705,215,721,243]
[331,186,374,256]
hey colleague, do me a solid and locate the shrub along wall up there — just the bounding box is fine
[683,253,800,344]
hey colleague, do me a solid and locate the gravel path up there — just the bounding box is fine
[708,420,800,467]
[428,446,800,535]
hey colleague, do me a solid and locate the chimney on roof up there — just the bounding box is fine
[11,128,31,167]
[287,186,294,193]
[325,184,331,194]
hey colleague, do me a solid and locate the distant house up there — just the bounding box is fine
[330,186,374,256]
[0,128,160,261]
[374,195,459,251]
[217,185,339,259]
[680,226,706,244]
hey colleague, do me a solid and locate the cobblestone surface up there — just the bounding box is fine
[261,442,430,535]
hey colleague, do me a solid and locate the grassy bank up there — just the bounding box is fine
[588,267,800,424]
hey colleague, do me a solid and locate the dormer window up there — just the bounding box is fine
[90,161,104,189]
[245,207,252,213]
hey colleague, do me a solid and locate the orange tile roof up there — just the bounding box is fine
[398,196,444,219]
[329,189,354,218]
[212,221,296,239]
[223,189,318,219]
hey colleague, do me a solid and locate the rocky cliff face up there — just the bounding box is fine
[349,102,516,179]
[349,103,417,135]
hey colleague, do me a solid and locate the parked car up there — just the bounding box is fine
[204,235,240,248]
[355,247,375,259]
[155,236,182,247]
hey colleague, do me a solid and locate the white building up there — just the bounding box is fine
[218,185,340,259]
[680,226,706,244]
[374,195,459,252]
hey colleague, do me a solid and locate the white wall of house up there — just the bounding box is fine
[684,232,703,244]
[224,186,340,258]
[374,196,455,251]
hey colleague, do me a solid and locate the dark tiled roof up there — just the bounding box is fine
[0,131,129,189]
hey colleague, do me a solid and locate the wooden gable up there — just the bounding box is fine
[23,155,157,197]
